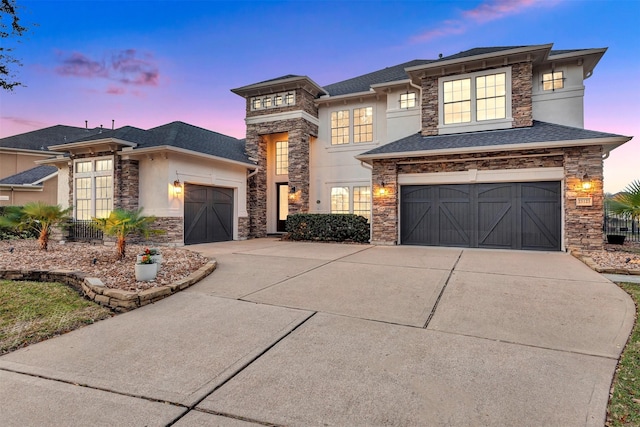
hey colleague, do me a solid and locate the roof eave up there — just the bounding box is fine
[48,138,137,152]
[316,89,378,105]
[119,145,257,169]
[405,44,554,74]
[231,76,327,98]
[355,135,632,162]
[0,183,44,191]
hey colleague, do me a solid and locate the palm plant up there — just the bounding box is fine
[92,208,164,259]
[609,180,640,221]
[0,202,72,250]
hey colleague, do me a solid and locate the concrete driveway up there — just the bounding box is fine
[0,238,634,426]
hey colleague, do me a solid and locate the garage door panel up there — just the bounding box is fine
[401,182,560,251]
[184,184,234,245]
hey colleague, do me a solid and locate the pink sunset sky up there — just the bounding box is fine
[1,0,638,193]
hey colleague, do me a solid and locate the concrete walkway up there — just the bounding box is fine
[0,239,635,426]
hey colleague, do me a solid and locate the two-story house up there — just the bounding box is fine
[12,43,631,253]
[232,43,631,252]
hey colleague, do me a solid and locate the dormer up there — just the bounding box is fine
[406,44,553,136]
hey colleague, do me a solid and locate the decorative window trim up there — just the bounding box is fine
[250,91,296,111]
[331,110,350,145]
[438,66,513,135]
[73,155,114,220]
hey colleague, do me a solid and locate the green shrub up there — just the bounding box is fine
[286,213,370,243]
[0,206,37,240]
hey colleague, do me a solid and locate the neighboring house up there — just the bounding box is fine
[232,43,632,252]
[7,43,633,252]
[0,125,103,206]
[40,121,255,244]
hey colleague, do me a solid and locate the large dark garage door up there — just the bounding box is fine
[401,182,561,251]
[184,184,233,245]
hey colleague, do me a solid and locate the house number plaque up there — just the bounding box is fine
[576,197,593,207]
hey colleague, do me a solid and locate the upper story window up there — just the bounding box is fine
[330,106,375,145]
[73,156,114,220]
[439,67,511,133]
[275,141,288,175]
[250,91,296,111]
[331,110,350,145]
[353,107,373,143]
[400,92,417,109]
[542,71,564,91]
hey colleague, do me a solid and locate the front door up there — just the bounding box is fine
[277,183,289,232]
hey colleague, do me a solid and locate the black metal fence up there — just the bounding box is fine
[66,220,103,242]
[604,205,639,242]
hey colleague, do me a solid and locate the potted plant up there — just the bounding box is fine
[136,247,162,272]
[135,254,157,281]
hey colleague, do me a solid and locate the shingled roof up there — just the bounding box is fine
[53,121,253,166]
[323,59,434,96]
[0,125,104,151]
[0,165,58,186]
[358,121,629,159]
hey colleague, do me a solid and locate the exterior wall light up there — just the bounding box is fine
[379,180,386,195]
[581,174,592,191]
[173,180,182,194]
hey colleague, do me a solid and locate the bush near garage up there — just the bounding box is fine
[286,213,370,243]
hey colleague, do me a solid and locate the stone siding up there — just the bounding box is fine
[420,76,439,136]
[511,62,533,128]
[371,146,605,252]
[238,216,250,240]
[245,118,318,238]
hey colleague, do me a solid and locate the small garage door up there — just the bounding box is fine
[400,182,561,251]
[184,184,233,245]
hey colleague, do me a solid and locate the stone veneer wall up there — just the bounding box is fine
[421,61,533,135]
[245,117,318,238]
[371,146,604,252]
[238,216,250,240]
[564,145,604,252]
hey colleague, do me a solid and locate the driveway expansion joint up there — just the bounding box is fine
[422,250,463,329]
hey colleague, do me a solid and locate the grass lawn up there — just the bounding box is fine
[0,280,113,355]
[608,282,640,427]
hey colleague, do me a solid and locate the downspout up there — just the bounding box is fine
[247,167,260,179]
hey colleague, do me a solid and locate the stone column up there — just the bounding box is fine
[371,159,398,245]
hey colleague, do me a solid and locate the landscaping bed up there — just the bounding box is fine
[578,241,640,275]
[0,240,210,291]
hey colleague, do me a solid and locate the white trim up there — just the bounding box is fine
[120,146,257,169]
[245,110,320,127]
[398,167,564,185]
[49,138,137,151]
[33,171,58,185]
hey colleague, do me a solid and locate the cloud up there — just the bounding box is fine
[1,116,48,128]
[55,49,159,90]
[411,0,559,44]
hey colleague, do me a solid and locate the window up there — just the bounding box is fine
[542,71,564,91]
[440,68,511,131]
[353,107,373,143]
[400,92,417,109]
[73,156,113,220]
[275,141,288,175]
[353,186,371,221]
[284,92,295,105]
[330,187,350,214]
[443,78,471,124]
[331,110,350,145]
[476,73,506,121]
[249,91,295,111]
[330,186,371,220]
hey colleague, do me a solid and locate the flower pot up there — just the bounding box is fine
[137,254,162,272]
[606,234,626,245]
[135,263,157,281]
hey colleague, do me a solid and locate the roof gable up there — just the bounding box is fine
[0,165,57,185]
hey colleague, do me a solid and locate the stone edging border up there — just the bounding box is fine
[570,251,640,276]
[0,260,217,312]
